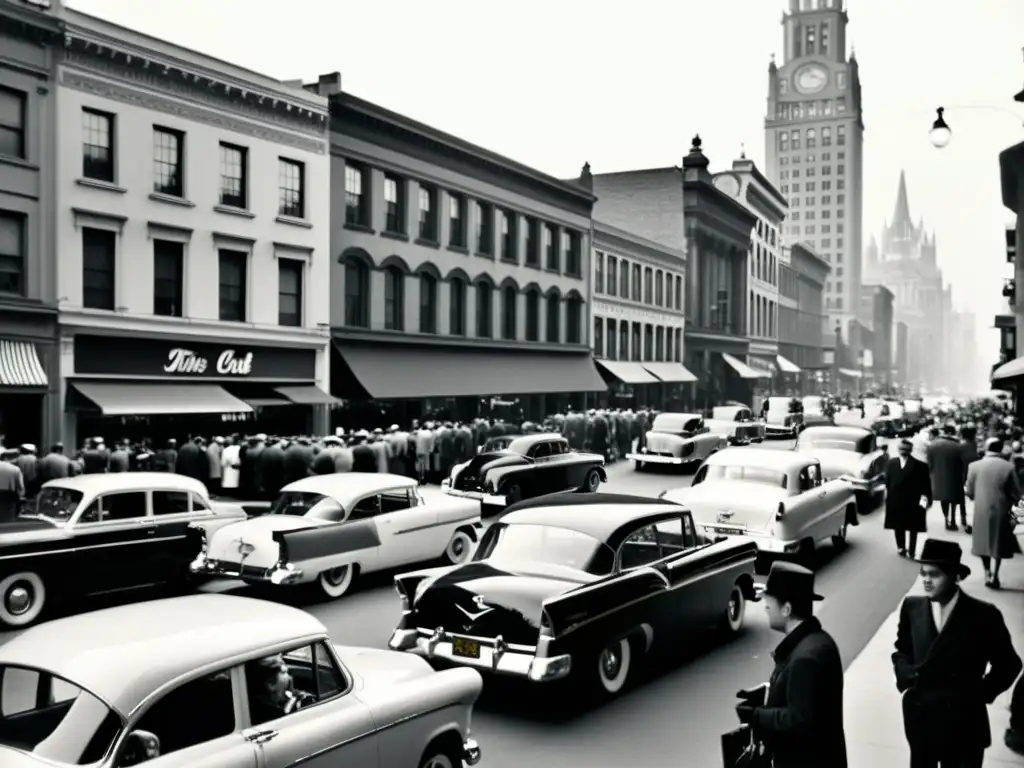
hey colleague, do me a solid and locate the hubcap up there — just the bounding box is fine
[6,585,31,616]
[324,567,348,586]
[452,538,466,557]
[729,591,741,622]
[600,645,622,679]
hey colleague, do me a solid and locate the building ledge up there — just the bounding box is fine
[77,178,127,194]
[331,327,592,354]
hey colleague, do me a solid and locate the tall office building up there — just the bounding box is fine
[764,0,864,343]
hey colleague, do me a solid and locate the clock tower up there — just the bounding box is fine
[764,0,864,346]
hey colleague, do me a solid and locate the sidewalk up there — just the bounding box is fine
[845,503,1024,766]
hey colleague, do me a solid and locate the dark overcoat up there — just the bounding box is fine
[884,455,933,533]
[893,592,1022,754]
[927,436,966,502]
[174,442,208,483]
[751,617,847,768]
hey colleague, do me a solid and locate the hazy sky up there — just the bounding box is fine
[68,0,1024,346]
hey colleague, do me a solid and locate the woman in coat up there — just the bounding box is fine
[966,438,1021,588]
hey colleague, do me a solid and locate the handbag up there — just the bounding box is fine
[721,725,771,767]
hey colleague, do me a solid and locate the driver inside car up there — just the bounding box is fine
[246,654,315,725]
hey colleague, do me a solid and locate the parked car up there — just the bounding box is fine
[762,397,804,437]
[704,404,766,445]
[800,396,834,428]
[478,435,515,454]
[0,473,247,629]
[794,425,888,514]
[443,434,606,509]
[191,473,481,599]
[389,493,759,700]
[626,413,729,470]
[660,448,857,562]
[0,594,482,768]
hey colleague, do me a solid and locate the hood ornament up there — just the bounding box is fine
[234,537,255,566]
[716,511,734,523]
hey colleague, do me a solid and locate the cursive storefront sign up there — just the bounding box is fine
[164,348,254,376]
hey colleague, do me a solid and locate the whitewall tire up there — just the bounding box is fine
[445,529,475,565]
[317,566,355,599]
[419,751,456,768]
[0,571,46,628]
[595,638,632,696]
[722,584,746,635]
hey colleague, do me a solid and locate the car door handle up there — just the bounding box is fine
[242,727,279,744]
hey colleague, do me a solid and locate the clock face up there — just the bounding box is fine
[794,65,828,94]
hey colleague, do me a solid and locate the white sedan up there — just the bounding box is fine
[191,473,482,599]
[0,594,482,768]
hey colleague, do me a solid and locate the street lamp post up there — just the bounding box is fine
[929,104,1024,148]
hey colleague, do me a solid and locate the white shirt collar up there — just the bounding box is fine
[930,588,960,632]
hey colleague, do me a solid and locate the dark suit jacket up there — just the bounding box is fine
[752,617,847,768]
[884,456,932,533]
[893,592,1022,753]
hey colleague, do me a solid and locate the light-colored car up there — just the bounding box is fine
[0,473,247,629]
[794,425,888,514]
[660,448,857,559]
[704,405,766,445]
[762,397,803,437]
[626,413,729,470]
[800,396,833,428]
[191,473,482,599]
[0,594,482,768]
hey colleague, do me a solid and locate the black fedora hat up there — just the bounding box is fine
[917,538,971,579]
[764,561,823,603]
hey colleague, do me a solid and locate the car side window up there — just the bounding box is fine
[190,493,211,512]
[152,491,189,516]
[123,669,234,764]
[531,442,551,459]
[692,466,708,485]
[380,491,411,514]
[80,491,148,523]
[618,520,688,571]
[245,642,348,727]
[349,494,380,520]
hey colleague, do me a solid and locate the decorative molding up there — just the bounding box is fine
[71,207,126,233]
[76,178,127,194]
[273,241,314,255]
[60,69,328,156]
[147,221,193,242]
[592,300,685,326]
[212,231,256,248]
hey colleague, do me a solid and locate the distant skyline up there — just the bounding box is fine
[65,0,1024,350]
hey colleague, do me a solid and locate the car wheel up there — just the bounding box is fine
[0,571,46,628]
[418,745,459,768]
[583,468,601,492]
[594,637,632,697]
[444,528,475,565]
[832,521,849,549]
[318,565,355,599]
[721,584,746,635]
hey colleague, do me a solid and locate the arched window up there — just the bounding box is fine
[383,266,404,331]
[501,286,517,340]
[566,295,583,344]
[343,258,369,328]
[476,282,492,338]
[643,323,654,360]
[546,293,560,343]
[593,316,604,356]
[419,273,437,334]
[449,278,466,336]
[631,264,641,301]
[525,289,540,341]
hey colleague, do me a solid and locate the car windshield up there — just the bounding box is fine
[695,464,788,489]
[0,664,122,764]
[477,523,613,575]
[798,437,862,452]
[651,415,700,435]
[269,492,345,521]
[34,487,84,523]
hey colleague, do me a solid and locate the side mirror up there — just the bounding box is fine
[119,730,161,766]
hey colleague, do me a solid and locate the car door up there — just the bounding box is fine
[244,641,378,768]
[798,464,839,541]
[71,490,160,594]
[149,489,196,583]
[693,422,718,459]
[375,487,442,569]
[525,440,564,494]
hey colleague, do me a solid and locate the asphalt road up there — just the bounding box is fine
[0,441,920,768]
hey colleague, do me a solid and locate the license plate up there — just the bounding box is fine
[452,637,481,659]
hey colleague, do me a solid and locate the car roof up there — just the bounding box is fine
[282,472,416,498]
[499,493,688,544]
[0,595,327,718]
[705,447,813,472]
[800,425,873,440]
[42,472,210,498]
[654,412,701,420]
[506,434,565,452]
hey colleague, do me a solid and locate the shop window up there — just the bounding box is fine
[606,318,618,360]
[449,278,466,336]
[619,322,629,361]
[525,288,540,341]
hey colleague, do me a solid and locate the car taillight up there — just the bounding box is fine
[394,580,410,612]
[539,610,554,638]
[775,502,785,521]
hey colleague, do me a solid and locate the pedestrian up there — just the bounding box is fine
[174,436,208,485]
[885,437,933,558]
[965,438,1021,588]
[414,423,434,484]
[892,538,1022,767]
[81,437,110,474]
[206,437,224,495]
[927,424,967,532]
[221,436,241,495]
[735,561,847,768]
[108,440,130,473]
[0,449,24,524]
[15,444,38,498]
[36,443,71,486]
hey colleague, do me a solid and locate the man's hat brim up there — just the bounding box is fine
[764,586,824,602]
[917,557,971,579]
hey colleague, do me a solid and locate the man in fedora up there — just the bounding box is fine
[735,561,847,767]
[892,538,1022,767]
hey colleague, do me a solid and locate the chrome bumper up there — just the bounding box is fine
[463,738,482,766]
[441,479,506,507]
[625,452,686,464]
[189,554,303,585]
[698,526,800,554]
[388,627,571,683]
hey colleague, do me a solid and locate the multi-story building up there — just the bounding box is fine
[589,219,693,411]
[857,284,894,388]
[782,242,830,390]
[764,0,864,344]
[57,7,333,448]
[994,142,1024,397]
[0,0,62,446]
[309,77,602,425]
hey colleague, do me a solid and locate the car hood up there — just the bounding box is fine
[206,514,331,568]
[333,644,433,689]
[663,482,789,531]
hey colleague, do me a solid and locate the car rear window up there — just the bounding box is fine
[270,492,345,522]
[694,465,788,489]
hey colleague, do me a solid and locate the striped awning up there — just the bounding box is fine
[0,340,48,387]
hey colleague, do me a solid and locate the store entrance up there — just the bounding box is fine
[0,392,43,448]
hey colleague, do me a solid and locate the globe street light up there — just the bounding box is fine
[929,107,952,148]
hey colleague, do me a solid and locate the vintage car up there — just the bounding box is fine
[660,448,857,561]
[794,425,888,514]
[478,435,516,454]
[704,404,766,445]
[800,396,834,428]
[762,397,804,437]
[191,473,481,599]
[0,594,482,768]
[626,412,729,470]
[0,473,247,629]
[443,433,606,509]
[389,493,759,700]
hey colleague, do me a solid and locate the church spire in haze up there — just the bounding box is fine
[892,170,912,239]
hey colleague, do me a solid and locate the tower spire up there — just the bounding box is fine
[892,170,912,238]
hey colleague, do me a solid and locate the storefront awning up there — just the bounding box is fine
[274,385,341,406]
[68,382,253,415]
[0,340,48,387]
[595,359,660,385]
[992,356,1024,383]
[641,362,698,383]
[333,342,607,399]
[723,353,769,380]
[776,354,801,374]
[838,368,863,379]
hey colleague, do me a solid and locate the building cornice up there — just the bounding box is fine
[0,1,62,44]
[593,221,686,265]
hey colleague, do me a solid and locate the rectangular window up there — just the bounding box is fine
[837,126,846,146]
[606,318,617,360]
[544,224,559,270]
[218,249,247,322]
[500,209,517,261]
[644,267,653,304]
[0,212,25,295]
[476,284,492,338]
[607,255,617,296]
[791,129,801,150]
[0,87,26,159]
[449,279,466,335]
[449,193,466,248]
[632,264,641,301]
[524,218,539,266]
[82,108,115,182]
[384,175,404,234]
[218,143,247,209]
[153,127,184,197]
[152,239,183,317]
[620,260,629,298]
[476,202,493,255]
[82,227,115,310]
[278,259,303,327]
[418,185,437,241]
[344,164,368,226]
[278,158,305,218]
[563,230,581,275]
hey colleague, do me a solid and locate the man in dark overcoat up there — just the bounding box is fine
[885,437,933,559]
[928,424,968,532]
[174,437,208,484]
[893,539,1022,767]
[736,561,846,768]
